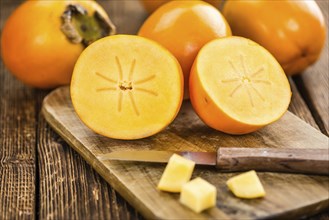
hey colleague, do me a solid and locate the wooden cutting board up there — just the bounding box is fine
[42,86,329,220]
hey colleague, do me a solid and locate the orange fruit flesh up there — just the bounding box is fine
[190,37,291,134]
[71,35,183,140]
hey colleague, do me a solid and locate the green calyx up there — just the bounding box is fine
[61,4,116,47]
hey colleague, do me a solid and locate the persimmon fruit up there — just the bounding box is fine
[138,1,231,99]
[140,0,222,13]
[227,170,266,199]
[1,0,116,88]
[223,0,326,75]
[157,154,195,192]
[189,37,291,134]
[180,177,217,213]
[71,35,183,140]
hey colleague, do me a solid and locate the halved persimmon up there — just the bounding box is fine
[71,35,183,140]
[189,37,291,134]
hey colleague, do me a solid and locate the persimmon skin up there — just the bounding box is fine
[223,0,327,75]
[189,37,291,135]
[138,1,231,99]
[1,0,112,88]
[140,0,222,13]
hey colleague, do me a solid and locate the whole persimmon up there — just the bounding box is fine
[140,0,222,13]
[223,0,326,75]
[138,1,231,99]
[1,0,116,88]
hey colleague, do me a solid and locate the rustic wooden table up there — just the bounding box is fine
[1,0,328,219]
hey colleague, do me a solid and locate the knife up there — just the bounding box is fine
[98,148,329,175]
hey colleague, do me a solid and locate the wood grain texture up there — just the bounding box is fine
[288,78,319,129]
[0,1,36,219]
[293,0,329,135]
[37,99,141,220]
[42,86,329,220]
[216,148,329,175]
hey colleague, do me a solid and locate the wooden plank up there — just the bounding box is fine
[288,78,319,129]
[293,0,329,135]
[42,86,329,220]
[37,103,142,219]
[0,1,36,220]
[36,1,144,219]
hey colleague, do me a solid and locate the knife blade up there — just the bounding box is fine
[98,150,217,165]
[98,148,329,175]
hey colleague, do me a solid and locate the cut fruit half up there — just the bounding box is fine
[190,37,291,134]
[71,35,183,140]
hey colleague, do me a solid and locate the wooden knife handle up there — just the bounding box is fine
[216,148,329,175]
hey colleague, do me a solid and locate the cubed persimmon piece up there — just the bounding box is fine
[71,35,183,140]
[180,177,217,213]
[226,170,266,199]
[190,37,291,134]
[157,154,195,192]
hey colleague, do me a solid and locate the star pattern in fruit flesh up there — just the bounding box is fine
[95,56,157,115]
[221,54,271,107]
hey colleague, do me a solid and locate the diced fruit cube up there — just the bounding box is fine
[226,170,266,199]
[180,177,217,213]
[157,154,195,192]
